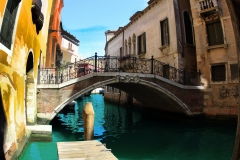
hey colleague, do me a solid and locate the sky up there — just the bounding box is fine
[61,0,148,59]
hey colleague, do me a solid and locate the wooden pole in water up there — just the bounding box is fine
[82,102,94,141]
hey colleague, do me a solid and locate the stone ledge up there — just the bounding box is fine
[26,125,52,135]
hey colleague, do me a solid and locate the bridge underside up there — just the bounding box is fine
[109,82,189,115]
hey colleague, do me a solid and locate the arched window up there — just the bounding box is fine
[0,0,21,49]
[132,34,136,55]
[125,39,128,56]
[183,11,194,45]
[128,37,131,55]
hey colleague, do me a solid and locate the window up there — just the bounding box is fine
[132,34,136,55]
[206,20,224,46]
[137,32,146,55]
[211,64,226,82]
[183,11,194,45]
[125,40,128,56]
[120,47,122,58]
[160,18,169,46]
[128,37,131,55]
[0,0,21,49]
[230,64,238,81]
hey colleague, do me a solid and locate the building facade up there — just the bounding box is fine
[60,22,81,65]
[105,0,196,72]
[189,0,239,116]
[104,0,197,107]
[0,0,53,159]
[45,0,64,68]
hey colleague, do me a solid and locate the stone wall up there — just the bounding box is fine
[189,0,239,117]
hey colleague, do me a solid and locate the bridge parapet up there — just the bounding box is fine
[38,54,201,86]
[37,72,204,124]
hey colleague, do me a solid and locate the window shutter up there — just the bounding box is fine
[143,32,146,54]
[137,35,141,55]
[207,20,224,46]
[166,18,169,45]
[215,21,224,45]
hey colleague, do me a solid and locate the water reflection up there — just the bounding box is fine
[20,94,237,160]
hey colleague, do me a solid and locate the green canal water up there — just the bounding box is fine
[20,94,237,160]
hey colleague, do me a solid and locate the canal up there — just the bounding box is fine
[20,94,237,160]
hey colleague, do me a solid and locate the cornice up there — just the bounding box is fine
[106,0,160,45]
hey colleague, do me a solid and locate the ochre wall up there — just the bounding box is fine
[0,0,53,159]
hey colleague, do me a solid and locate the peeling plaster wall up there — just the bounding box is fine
[189,0,238,116]
[0,0,53,159]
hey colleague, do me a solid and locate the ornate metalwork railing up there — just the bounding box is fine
[38,53,201,86]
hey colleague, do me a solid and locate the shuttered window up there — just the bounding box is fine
[160,18,169,46]
[0,0,21,49]
[206,20,224,46]
[230,64,238,81]
[137,32,146,55]
[211,64,226,82]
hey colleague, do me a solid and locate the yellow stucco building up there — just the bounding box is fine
[0,0,53,159]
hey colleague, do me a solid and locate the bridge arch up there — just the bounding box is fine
[44,75,193,124]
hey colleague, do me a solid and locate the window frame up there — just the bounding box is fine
[183,11,194,45]
[211,63,226,83]
[206,19,224,46]
[0,0,21,51]
[137,32,146,55]
[160,18,169,46]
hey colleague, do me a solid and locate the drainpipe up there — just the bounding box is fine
[123,28,124,57]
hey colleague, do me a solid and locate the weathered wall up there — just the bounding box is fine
[0,0,53,159]
[189,0,238,116]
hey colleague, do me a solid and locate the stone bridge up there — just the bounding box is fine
[37,72,204,124]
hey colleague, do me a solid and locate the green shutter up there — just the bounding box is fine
[137,35,141,55]
[143,32,146,54]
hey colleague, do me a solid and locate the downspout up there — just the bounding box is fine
[123,28,124,57]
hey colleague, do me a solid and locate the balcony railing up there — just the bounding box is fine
[38,53,201,86]
[198,0,221,13]
[199,0,214,10]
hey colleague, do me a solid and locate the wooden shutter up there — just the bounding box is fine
[137,35,141,55]
[207,21,224,46]
[143,32,146,54]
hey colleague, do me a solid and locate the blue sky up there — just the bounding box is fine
[61,0,148,59]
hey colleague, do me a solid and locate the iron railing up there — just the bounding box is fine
[38,53,201,86]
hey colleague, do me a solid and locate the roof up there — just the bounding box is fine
[60,22,80,46]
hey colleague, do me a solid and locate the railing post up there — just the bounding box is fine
[56,68,58,84]
[151,55,154,74]
[95,52,97,72]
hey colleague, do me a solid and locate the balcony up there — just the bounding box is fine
[198,0,222,16]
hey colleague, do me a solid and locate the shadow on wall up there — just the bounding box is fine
[0,90,6,160]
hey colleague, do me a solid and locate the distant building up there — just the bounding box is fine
[60,22,81,65]
[0,0,53,159]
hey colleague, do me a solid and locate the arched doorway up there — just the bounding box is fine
[0,90,6,159]
[25,52,35,125]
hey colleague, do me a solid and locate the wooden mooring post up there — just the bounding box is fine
[82,102,94,141]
